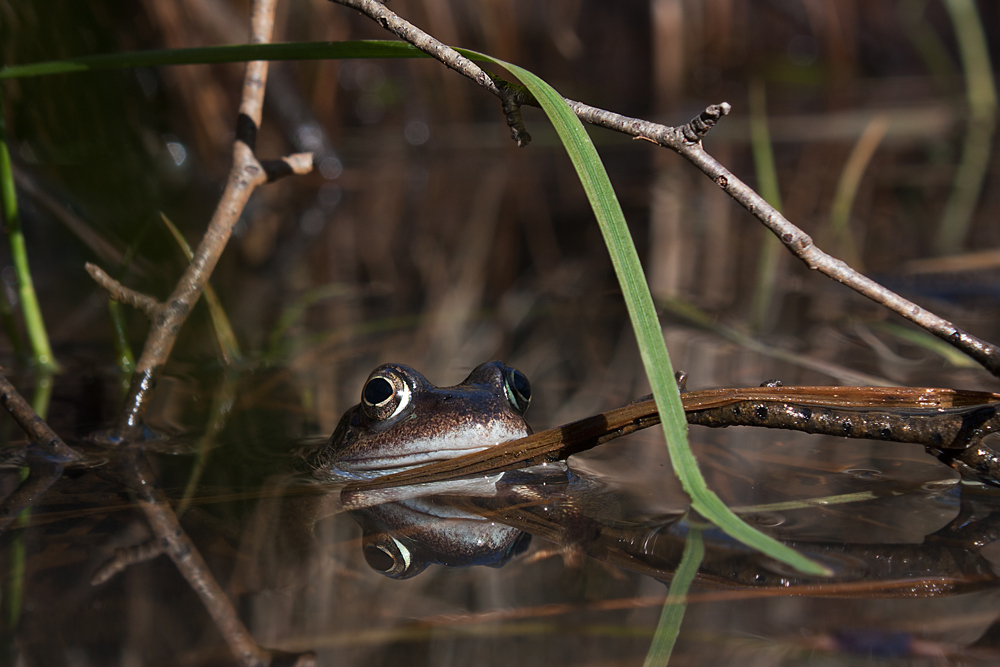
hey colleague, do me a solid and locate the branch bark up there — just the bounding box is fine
[327,0,1000,380]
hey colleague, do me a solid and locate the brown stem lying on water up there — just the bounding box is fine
[327,0,1000,381]
[342,386,1000,495]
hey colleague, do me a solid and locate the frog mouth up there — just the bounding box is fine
[335,423,531,477]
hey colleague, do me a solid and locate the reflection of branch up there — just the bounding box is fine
[90,537,164,586]
[124,454,273,666]
[328,0,1000,380]
[0,373,80,463]
[0,462,62,532]
[85,0,314,442]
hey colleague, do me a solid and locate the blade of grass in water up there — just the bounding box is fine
[160,213,242,365]
[0,88,57,372]
[643,528,703,667]
[0,39,829,576]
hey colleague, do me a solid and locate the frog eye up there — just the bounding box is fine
[362,535,428,579]
[503,366,531,415]
[361,371,411,421]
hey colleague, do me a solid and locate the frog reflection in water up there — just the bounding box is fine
[303,362,1000,591]
[307,361,536,578]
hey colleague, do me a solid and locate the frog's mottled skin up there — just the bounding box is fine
[308,361,532,481]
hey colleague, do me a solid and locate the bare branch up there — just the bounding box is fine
[330,0,531,145]
[261,152,315,181]
[327,0,1000,378]
[675,136,1000,377]
[85,262,160,319]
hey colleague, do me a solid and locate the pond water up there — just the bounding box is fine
[5,1,1000,666]
[5,352,1000,666]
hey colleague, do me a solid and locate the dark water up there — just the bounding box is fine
[5,1,1000,665]
[6,359,1000,666]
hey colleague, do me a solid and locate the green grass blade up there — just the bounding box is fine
[643,527,703,667]
[160,213,242,365]
[0,41,431,79]
[480,56,827,576]
[0,88,58,371]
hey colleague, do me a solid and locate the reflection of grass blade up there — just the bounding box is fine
[643,528,703,667]
[936,0,997,254]
[177,370,240,516]
[481,57,826,576]
[160,213,242,365]
[0,89,57,372]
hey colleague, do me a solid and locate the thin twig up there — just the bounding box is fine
[326,0,1000,380]
[85,263,160,318]
[331,0,531,145]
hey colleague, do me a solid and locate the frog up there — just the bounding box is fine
[307,361,533,482]
[302,361,536,578]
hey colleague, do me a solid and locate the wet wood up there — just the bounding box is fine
[345,386,1000,493]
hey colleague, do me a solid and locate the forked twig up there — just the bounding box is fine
[85,0,315,443]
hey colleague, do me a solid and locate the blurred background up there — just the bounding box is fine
[3,0,1000,665]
